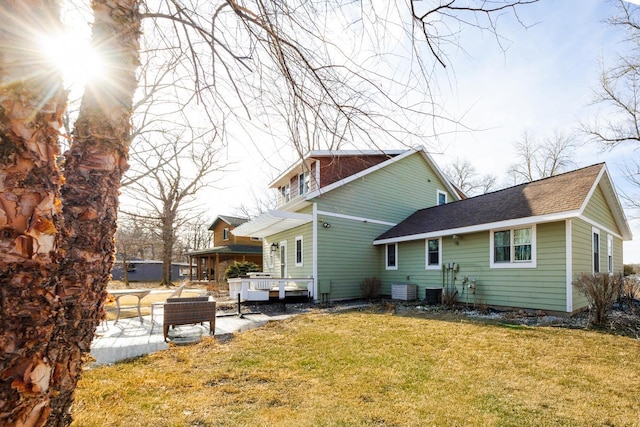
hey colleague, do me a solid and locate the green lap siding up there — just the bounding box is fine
[314,152,454,223]
[312,151,455,300]
[583,185,619,234]
[382,222,569,312]
[263,223,313,279]
[317,217,389,300]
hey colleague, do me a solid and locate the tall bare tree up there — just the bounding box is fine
[445,157,497,196]
[583,0,640,211]
[508,129,578,184]
[1,1,537,425]
[123,133,223,286]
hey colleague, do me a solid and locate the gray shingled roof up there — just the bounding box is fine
[186,244,263,256]
[376,163,605,242]
[208,215,249,230]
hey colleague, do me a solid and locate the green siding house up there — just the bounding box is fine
[233,148,632,314]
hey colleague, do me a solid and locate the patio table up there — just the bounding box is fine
[108,289,151,324]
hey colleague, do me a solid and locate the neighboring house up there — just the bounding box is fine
[111,259,189,282]
[233,147,633,314]
[186,215,263,282]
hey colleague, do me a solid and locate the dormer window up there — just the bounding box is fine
[298,172,310,195]
[223,228,229,240]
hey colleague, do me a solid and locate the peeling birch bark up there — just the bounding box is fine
[47,1,141,425]
[1,0,140,426]
[0,1,66,426]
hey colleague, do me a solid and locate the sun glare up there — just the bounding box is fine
[40,32,104,91]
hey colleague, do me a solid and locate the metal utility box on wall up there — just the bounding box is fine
[391,283,417,301]
[424,287,443,305]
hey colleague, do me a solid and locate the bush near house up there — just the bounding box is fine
[573,272,624,326]
[225,261,260,279]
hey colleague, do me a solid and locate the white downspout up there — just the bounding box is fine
[566,219,573,313]
[312,202,318,301]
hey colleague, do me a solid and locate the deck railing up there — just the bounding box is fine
[228,276,314,301]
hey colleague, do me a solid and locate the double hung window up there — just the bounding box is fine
[426,238,441,269]
[490,226,536,268]
[386,243,398,270]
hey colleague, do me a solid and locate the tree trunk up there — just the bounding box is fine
[161,210,175,286]
[0,1,67,425]
[46,1,141,425]
[0,0,140,425]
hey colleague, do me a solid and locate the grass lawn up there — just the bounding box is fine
[73,309,640,426]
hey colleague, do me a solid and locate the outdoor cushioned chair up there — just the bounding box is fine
[162,296,216,341]
[150,283,185,327]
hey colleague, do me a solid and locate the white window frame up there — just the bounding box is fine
[385,243,398,270]
[281,184,290,203]
[489,225,537,269]
[593,227,601,274]
[295,235,304,267]
[437,190,447,206]
[223,228,229,241]
[425,237,442,270]
[607,234,613,274]
[298,172,310,196]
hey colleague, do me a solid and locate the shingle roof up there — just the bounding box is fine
[208,215,249,230]
[376,163,605,242]
[186,245,263,256]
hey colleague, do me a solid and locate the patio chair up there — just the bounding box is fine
[162,296,216,341]
[150,284,185,328]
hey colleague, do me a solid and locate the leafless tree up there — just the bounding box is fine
[123,132,224,286]
[1,1,538,425]
[583,0,640,212]
[508,129,578,184]
[445,157,497,196]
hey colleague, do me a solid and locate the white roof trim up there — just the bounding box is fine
[232,210,313,238]
[578,165,632,240]
[373,210,582,245]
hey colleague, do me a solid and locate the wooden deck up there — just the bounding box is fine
[228,277,314,302]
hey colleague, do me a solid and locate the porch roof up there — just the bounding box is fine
[232,210,313,238]
[186,245,262,257]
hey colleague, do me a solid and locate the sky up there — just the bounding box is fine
[55,1,640,263]
[205,0,640,263]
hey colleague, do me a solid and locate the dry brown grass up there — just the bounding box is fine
[73,310,640,426]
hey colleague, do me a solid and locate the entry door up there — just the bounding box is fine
[279,242,287,278]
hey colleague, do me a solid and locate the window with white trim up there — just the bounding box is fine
[295,236,303,267]
[386,243,398,270]
[223,228,229,240]
[593,228,600,273]
[298,172,310,196]
[437,190,447,206]
[490,226,536,268]
[426,238,441,269]
[607,234,613,274]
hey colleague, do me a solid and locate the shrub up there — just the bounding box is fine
[225,261,260,279]
[620,276,640,314]
[360,277,382,299]
[572,272,624,326]
[442,285,458,308]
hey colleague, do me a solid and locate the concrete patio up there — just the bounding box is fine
[90,310,295,366]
